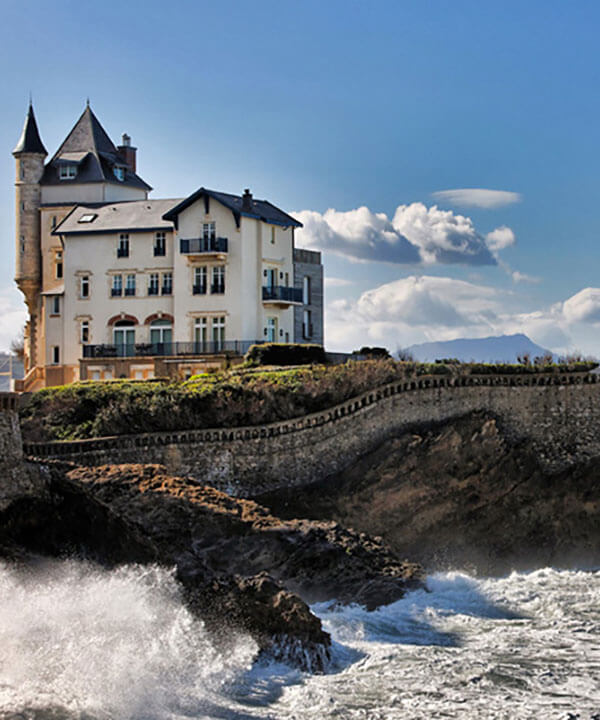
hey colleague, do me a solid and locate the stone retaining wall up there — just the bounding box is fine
[21,373,600,497]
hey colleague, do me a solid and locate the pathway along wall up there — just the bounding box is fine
[24,373,600,497]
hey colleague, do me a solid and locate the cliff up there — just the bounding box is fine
[259,411,600,575]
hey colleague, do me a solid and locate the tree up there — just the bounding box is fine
[10,326,25,361]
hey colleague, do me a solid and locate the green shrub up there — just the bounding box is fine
[353,346,391,359]
[244,342,327,367]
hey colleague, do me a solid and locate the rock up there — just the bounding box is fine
[0,461,423,670]
[258,411,600,575]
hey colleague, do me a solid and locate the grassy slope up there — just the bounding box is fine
[20,359,597,443]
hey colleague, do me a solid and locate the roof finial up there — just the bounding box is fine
[29,91,32,107]
[86,97,90,108]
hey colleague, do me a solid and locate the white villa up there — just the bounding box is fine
[12,102,323,390]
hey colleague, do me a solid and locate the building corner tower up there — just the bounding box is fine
[13,102,47,371]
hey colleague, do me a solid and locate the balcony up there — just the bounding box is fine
[211,283,225,295]
[124,287,136,296]
[161,286,172,296]
[148,286,159,296]
[262,285,302,306]
[180,237,228,258]
[82,340,263,359]
[153,246,166,257]
[193,284,207,295]
[111,288,122,297]
[117,247,129,258]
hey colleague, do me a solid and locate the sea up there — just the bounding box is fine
[0,559,599,720]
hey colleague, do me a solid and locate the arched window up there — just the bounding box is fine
[150,319,172,353]
[113,320,135,357]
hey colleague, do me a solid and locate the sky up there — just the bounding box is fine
[2,0,600,355]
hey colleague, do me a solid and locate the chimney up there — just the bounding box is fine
[242,188,253,212]
[117,133,137,173]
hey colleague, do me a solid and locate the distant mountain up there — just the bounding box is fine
[405,334,555,363]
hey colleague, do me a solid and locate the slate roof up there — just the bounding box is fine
[13,103,47,155]
[41,105,152,191]
[53,199,182,235]
[162,187,303,228]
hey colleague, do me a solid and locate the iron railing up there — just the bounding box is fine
[193,284,207,295]
[180,237,228,254]
[82,340,263,359]
[262,286,302,303]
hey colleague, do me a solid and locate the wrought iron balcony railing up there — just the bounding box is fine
[180,237,228,254]
[262,285,303,303]
[82,340,263,359]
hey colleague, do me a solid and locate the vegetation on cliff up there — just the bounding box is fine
[20,358,598,443]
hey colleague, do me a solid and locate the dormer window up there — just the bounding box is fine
[59,164,77,180]
[113,166,125,182]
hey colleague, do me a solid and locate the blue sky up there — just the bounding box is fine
[2,0,600,353]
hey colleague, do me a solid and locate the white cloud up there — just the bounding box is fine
[324,276,353,288]
[324,276,600,356]
[432,188,522,209]
[0,286,27,353]
[562,288,600,324]
[486,226,516,252]
[511,270,540,284]
[294,203,504,267]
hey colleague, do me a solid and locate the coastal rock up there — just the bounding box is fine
[0,461,423,669]
[259,411,600,575]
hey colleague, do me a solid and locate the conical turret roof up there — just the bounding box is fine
[13,103,47,155]
[41,103,151,191]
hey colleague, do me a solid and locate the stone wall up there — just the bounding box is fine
[0,392,44,512]
[23,373,600,497]
[293,249,324,346]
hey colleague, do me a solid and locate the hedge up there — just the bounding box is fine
[244,342,327,367]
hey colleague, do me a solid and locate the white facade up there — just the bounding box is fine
[13,103,320,389]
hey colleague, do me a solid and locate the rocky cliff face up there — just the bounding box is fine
[0,461,423,670]
[259,411,600,575]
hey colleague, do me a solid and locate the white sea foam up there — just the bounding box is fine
[0,559,258,719]
[2,561,600,719]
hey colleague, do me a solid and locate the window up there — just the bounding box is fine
[193,266,207,294]
[267,317,277,343]
[150,319,172,350]
[194,317,208,350]
[113,320,135,356]
[265,268,276,288]
[212,316,225,350]
[52,346,60,364]
[80,275,90,298]
[51,296,60,315]
[78,213,97,224]
[203,222,216,241]
[20,236,25,255]
[162,272,173,295]
[154,232,166,257]
[211,265,225,294]
[59,164,77,180]
[51,216,57,229]
[271,226,275,244]
[303,309,312,339]
[117,234,129,258]
[20,164,25,180]
[112,274,123,296]
[113,166,125,181]
[125,274,136,296]
[303,276,311,305]
[148,273,159,296]
[80,321,89,344]
[55,251,63,279]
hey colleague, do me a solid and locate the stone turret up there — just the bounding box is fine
[13,103,47,369]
